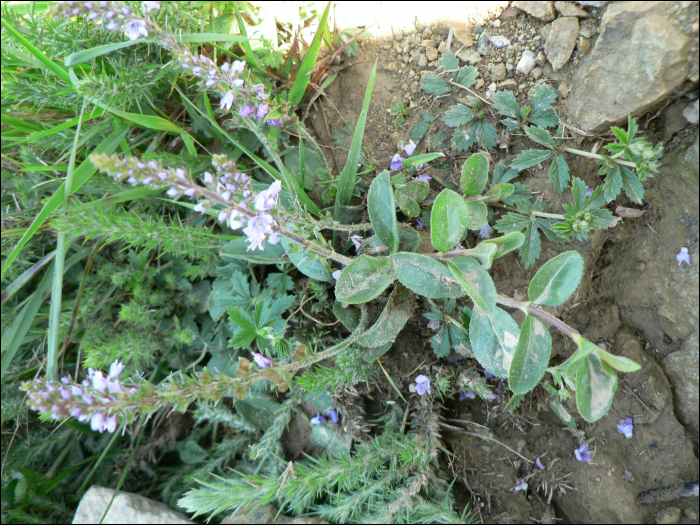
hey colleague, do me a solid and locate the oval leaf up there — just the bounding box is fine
[335,256,395,304]
[528,251,584,306]
[461,153,489,196]
[431,189,468,252]
[549,399,577,429]
[465,201,488,230]
[595,347,642,373]
[281,226,332,281]
[484,183,514,203]
[469,307,521,378]
[576,351,618,423]
[446,257,496,313]
[368,171,399,253]
[465,242,498,269]
[356,283,415,348]
[222,238,286,264]
[392,252,465,299]
[481,232,525,260]
[509,314,552,394]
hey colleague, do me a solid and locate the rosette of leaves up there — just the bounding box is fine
[508,124,571,192]
[442,97,498,151]
[492,83,559,130]
[551,178,619,240]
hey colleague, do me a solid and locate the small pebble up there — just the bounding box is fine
[489,35,511,48]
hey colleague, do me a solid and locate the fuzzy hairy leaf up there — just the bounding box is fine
[509,314,552,394]
[481,232,525,260]
[464,201,488,230]
[524,126,557,150]
[528,251,583,306]
[438,51,459,71]
[431,189,469,252]
[549,399,577,428]
[356,283,414,348]
[455,65,479,88]
[491,90,521,120]
[367,171,399,253]
[392,252,466,299]
[420,75,452,96]
[576,351,618,423]
[461,153,489,197]
[471,119,498,151]
[469,306,521,378]
[335,256,395,304]
[484,183,514,203]
[510,149,553,172]
[442,104,475,127]
[447,257,497,313]
[529,84,558,112]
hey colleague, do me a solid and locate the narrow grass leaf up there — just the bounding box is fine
[289,2,331,105]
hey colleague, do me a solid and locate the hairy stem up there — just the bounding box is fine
[496,295,579,339]
[491,202,565,220]
[562,146,636,168]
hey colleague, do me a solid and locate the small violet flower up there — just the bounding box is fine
[677,247,691,266]
[239,103,255,117]
[253,353,273,368]
[253,180,282,212]
[413,374,431,396]
[617,417,634,439]
[311,413,326,425]
[404,139,417,156]
[536,457,545,470]
[350,235,363,253]
[416,174,432,182]
[586,186,594,198]
[243,214,277,251]
[513,478,528,492]
[390,154,404,171]
[459,390,476,401]
[574,443,592,462]
[426,319,441,330]
[479,223,494,239]
[267,118,282,128]
[220,92,235,112]
[326,409,339,424]
[415,217,425,228]
[142,2,161,14]
[124,19,148,40]
[255,104,269,119]
[332,269,342,280]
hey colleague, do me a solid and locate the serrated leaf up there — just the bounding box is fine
[519,223,541,268]
[367,171,399,253]
[529,107,559,128]
[442,104,475,127]
[469,306,521,378]
[447,257,497,313]
[472,120,498,151]
[547,154,570,192]
[620,165,644,204]
[576,351,618,423]
[501,183,531,205]
[524,126,557,149]
[602,164,623,202]
[455,65,479,88]
[509,314,552,394]
[484,183,514,202]
[420,75,452,96]
[510,149,553,172]
[431,189,469,252]
[492,163,520,185]
[494,212,531,234]
[464,201,488,230]
[461,153,489,197]
[439,51,459,71]
[610,126,629,145]
[549,399,577,428]
[491,90,521,119]
[528,251,583,306]
[335,255,395,304]
[482,232,525,260]
[451,129,476,152]
[392,252,465,299]
[431,326,453,358]
[356,283,414,348]
[529,84,557,112]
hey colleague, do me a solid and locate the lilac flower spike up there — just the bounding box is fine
[677,247,691,266]
[239,103,255,117]
[536,457,545,470]
[416,174,432,182]
[414,375,431,396]
[327,409,339,424]
[124,19,148,40]
[617,417,634,439]
[253,353,273,368]
[220,92,235,112]
[479,223,494,239]
[404,139,417,156]
[255,104,269,119]
[513,478,528,492]
[574,443,592,462]
[267,118,282,128]
[243,214,276,251]
[311,413,326,425]
[390,154,405,170]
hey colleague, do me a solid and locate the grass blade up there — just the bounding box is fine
[232,2,258,67]
[288,2,331,105]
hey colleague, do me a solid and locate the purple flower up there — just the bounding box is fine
[243,214,276,251]
[415,218,425,228]
[184,187,196,197]
[617,417,634,439]
[586,186,594,198]
[253,353,273,368]
[413,374,431,396]
[574,443,592,462]
[390,154,405,171]
[166,187,180,198]
[479,223,494,239]
[220,92,234,112]
[267,118,282,128]
[311,412,326,425]
[459,390,476,401]
[536,457,545,470]
[332,269,342,280]
[254,180,282,212]
[513,478,528,492]
[231,60,246,75]
[239,103,254,117]
[203,171,215,184]
[91,371,107,393]
[677,247,691,266]
[427,319,441,330]
[105,415,118,433]
[416,174,432,182]
[228,209,246,230]
[350,235,363,253]
[484,392,499,400]
[404,139,417,156]
[326,409,339,424]
[483,370,496,379]
[124,19,148,40]
[255,104,269,119]
[142,2,161,14]
[90,412,106,433]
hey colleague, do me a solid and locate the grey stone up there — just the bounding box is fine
[512,1,557,21]
[516,51,536,75]
[425,47,439,61]
[535,51,547,66]
[418,54,428,67]
[498,79,518,91]
[554,1,590,17]
[576,36,592,54]
[531,66,543,80]
[565,2,692,132]
[544,17,580,71]
[457,48,482,64]
[683,99,699,124]
[477,32,490,55]
[655,507,682,525]
[223,504,328,524]
[491,63,507,81]
[489,35,511,49]
[73,486,191,524]
[663,330,699,438]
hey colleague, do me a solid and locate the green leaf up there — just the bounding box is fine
[356,283,414,348]
[442,105,475,127]
[483,183,514,203]
[288,2,331,104]
[610,125,629,145]
[620,165,644,204]
[221,238,287,264]
[402,152,444,168]
[447,257,497,313]
[465,242,498,269]
[602,164,623,202]
[529,251,583,306]
[469,307,521,378]
[492,163,520,185]
[495,212,531,234]
[491,91,521,120]
[519,223,541,268]
[335,61,378,223]
[595,347,642,373]
[548,399,577,429]
[392,252,466,299]
[464,201,488,230]
[368,171,399,253]
[438,51,459,71]
[509,314,552,394]
[236,394,280,431]
[524,126,557,149]
[576,351,618,423]
[310,424,352,457]
[410,113,436,142]
[335,256,395,304]
[461,153,489,197]
[420,75,452,96]
[471,119,498,151]
[455,65,479,88]
[548,153,570,192]
[482,232,525,260]
[280,240,332,281]
[501,183,532,206]
[431,189,469,252]
[529,84,558,112]
[333,301,360,331]
[510,149,553,172]
[362,342,393,363]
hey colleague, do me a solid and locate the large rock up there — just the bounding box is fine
[512,1,557,21]
[566,2,692,132]
[544,17,580,71]
[73,486,191,524]
[662,330,699,439]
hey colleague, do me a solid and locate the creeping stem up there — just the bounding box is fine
[496,295,580,340]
